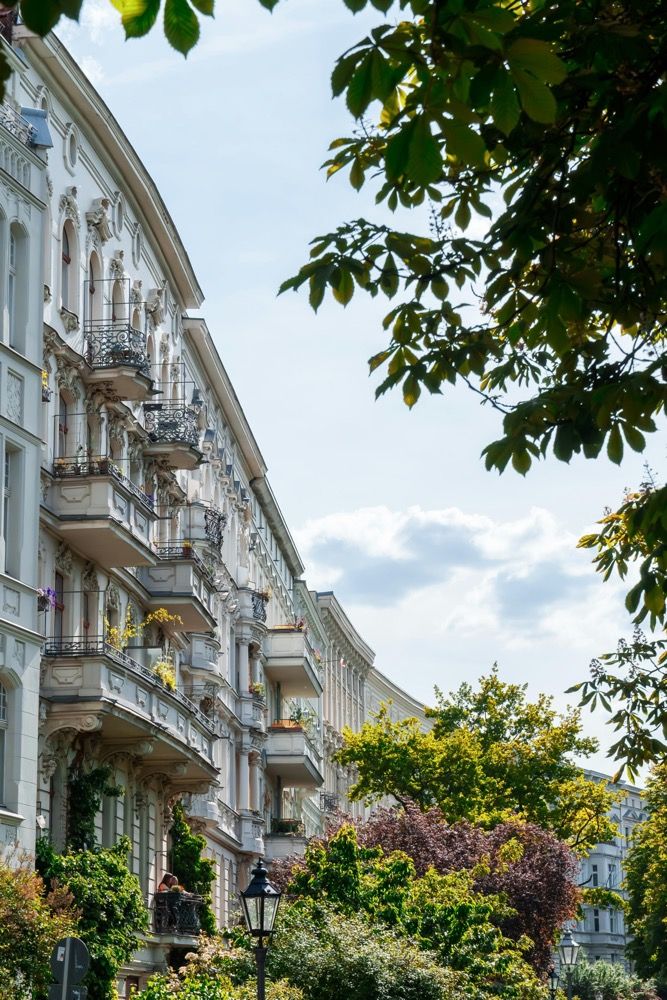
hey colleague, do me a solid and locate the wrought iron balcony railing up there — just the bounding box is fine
[144,403,200,450]
[252,592,268,623]
[204,506,227,548]
[42,636,215,733]
[154,543,215,582]
[153,891,203,935]
[0,102,35,146]
[52,455,155,511]
[85,321,151,379]
[320,792,340,813]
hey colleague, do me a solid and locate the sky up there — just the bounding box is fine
[56,0,664,771]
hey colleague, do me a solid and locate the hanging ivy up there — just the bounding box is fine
[170,800,217,934]
[67,765,123,852]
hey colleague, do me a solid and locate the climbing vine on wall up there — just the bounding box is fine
[170,800,217,935]
[67,765,123,852]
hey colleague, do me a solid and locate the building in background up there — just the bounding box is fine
[574,771,646,968]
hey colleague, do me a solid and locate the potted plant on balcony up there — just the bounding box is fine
[249,681,265,701]
[289,706,316,734]
[153,656,176,691]
[37,587,57,613]
[271,817,305,836]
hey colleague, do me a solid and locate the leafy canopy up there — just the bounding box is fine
[337,672,616,853]
[624,764,667,991]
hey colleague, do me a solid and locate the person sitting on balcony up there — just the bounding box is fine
[157,873,179,892]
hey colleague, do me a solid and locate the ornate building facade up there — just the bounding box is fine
[0,18,429,994]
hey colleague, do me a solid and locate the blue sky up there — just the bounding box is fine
[58,0,664,769]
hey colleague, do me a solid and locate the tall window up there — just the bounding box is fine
[58,394,68,458]
[54,572,64,641]
[591,863,598,887]
[8,230,15,345]
[61,227,71,310]
[593,908,600,932]
[2,446,20,578]
[609,909,616,933]
[0,681,6,806]
[607,862,617,888]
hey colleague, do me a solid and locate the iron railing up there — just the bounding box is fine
[252,592,268,623]
[0,102,35,146]
[42,636,216,734]
[84,321,151,379]
[153,891,203,935]
[320,792,339,813]
[271,817,305,836]
[144,403,200,450]
[204,506,227,548]
[52,456,155,511]
[154,543,215,582]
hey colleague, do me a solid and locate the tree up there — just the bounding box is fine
[36,837,148,1000]
[274,824,544,1000]
[624,764,667,992]
[0,858,77,1000]
[271,806,580,975]
[336,672,616,853]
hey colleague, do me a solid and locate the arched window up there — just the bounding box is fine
[111,280,125,325]
[0,681,7,806]
[61,227,70,309]
[88,252,102,323]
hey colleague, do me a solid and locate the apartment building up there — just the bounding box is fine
[574,771,646,967]
[0,16,428,992]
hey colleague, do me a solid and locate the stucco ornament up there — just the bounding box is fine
[59,185,80,228]
[86,197,112,243]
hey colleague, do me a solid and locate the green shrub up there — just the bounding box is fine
[570,960,659,1000]
[0,856,77,1000]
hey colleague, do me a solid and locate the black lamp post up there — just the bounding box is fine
[548,966,560,1000]
[558,930,581,1000]
[240,858,282,1000]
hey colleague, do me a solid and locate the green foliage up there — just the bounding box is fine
[170,799,217,934]
[281,825,542,1000]
[267,901,468,1000]
[625,764,667,991]
[66,765,123,852]
[337,672,616,853]
[569,960,659,1000]
[0,856,77,1000]
[36,837,148,1000]
[141,936,302,1000]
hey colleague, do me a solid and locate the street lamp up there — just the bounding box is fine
[240,858,282,1000]
[548,966,560,1000]
[558,930,581,1000]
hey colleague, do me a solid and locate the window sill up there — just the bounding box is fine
[0,808,24,826]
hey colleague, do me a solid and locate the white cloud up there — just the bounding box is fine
[79,56,106,86]
[295,503,628,767]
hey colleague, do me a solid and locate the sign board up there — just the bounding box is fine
[49,986,87,1000]
[50,937,90,1000]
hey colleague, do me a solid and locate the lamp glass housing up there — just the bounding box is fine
[558,930,580,971]
[240,859,281,939]
[548,967,560,992]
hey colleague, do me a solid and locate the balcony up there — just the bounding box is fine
[264,818,308,862]
[0,102,35,146]
[182,500,227,552]
[139,547,216,632]
[143,403,202,470]
[84,322,153,400]
[41,638,218,782]
[180,633,221,679]
[265,720,324,788]
[153,891,203,935]
[264,628,323,699]
[49,458,156,567]
[240,811,264,855]
[239,694,266,731]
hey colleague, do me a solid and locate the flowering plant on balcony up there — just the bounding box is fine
[257,586,272,602]
[153,657,176,691]
[313,647,323,665]
[249,681,265,700]
[41,369,52,401]
[37,587,57,611]
[105,607,184,650]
